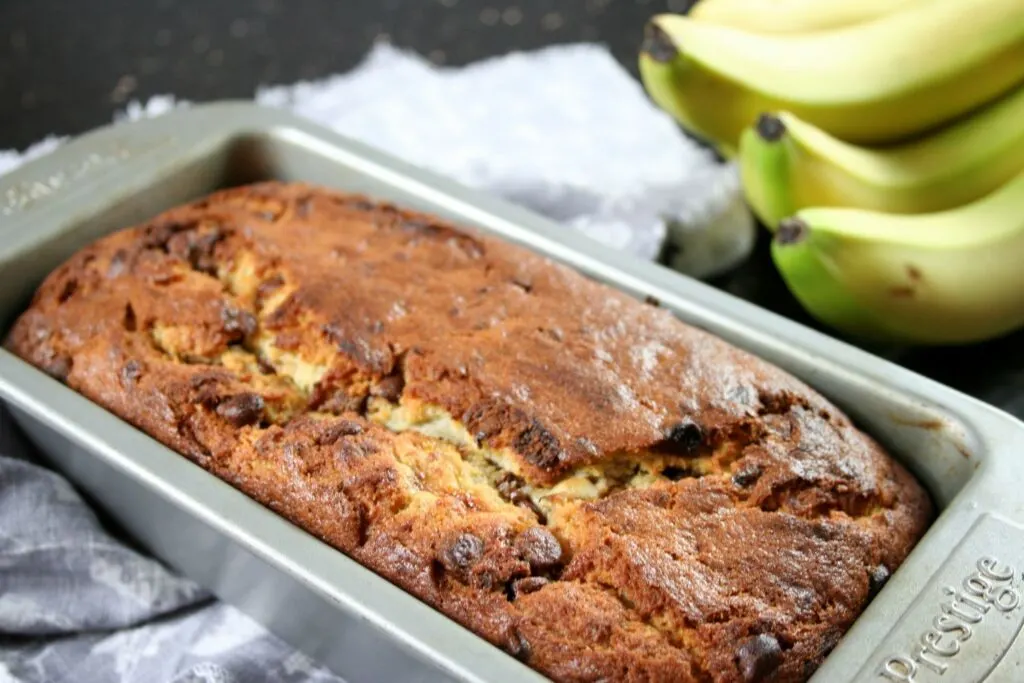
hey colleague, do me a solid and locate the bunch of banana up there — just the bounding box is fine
[639,0,1024,157]
[639,0,1024,346]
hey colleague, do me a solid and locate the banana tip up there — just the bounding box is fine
[755,114,786,143]
[776,218,810,246]
[641,21,679,63]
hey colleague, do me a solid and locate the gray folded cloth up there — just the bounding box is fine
[0,42,751,683]
[0,405,342,683]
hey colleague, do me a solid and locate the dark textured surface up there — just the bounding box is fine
[1,0,1022,422]
[6,182,931,683]
[0,0,702,147]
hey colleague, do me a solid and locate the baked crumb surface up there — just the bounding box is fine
[5,182,933,683]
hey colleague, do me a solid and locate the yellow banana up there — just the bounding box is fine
[738,83,1024,230]
[771,168,1024,345]
[638,1,1024,155]
[689,0,928,34]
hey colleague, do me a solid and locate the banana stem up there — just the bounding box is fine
[641,23,680,64]
[739,115,797,229]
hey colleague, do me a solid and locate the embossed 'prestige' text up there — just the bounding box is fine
[1,133,174,216]
[878,556,1020,681]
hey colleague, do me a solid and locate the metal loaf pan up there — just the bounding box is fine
[1,102,1024,683]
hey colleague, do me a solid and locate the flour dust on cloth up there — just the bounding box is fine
[0,42,750,683]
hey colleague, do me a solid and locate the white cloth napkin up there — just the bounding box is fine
[0,42,752,683]
[3,42,752,279]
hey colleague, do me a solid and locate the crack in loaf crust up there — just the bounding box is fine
[5,181,933,682]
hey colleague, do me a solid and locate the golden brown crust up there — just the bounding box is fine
[4,181,933,682]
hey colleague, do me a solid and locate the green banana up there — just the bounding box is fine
[739,83,1024,230]
[689,0,927,34]
[771,168,1024,346]
[638,1,1024,155]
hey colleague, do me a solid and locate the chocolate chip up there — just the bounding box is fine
[108,249,130,278]
[732,465,763,488]
[188,230,224,275]
[354,505,369,547]
[441,533,485,572]
[643,294,661,307]
[508,629,532,663]
[661,465,691,481]
[335,439,376,461]
[216,393,265,427]
[310,385,369,416]
[43,356,71,382]
[510,576,549,599]
[163,226,224,275]
[662,419,703,454]
[256,274,285,304]
[736,634,782,682]
[190,369,232,389]
[120,360,142,387]
[496,473,525,500]
[370,374,405,402]
[123,304,138,332]
[57,279,78,304]
[142,220,194,252]
[331,334,388,370]
[513,420,565,470]
[868,564,890,598]
[758,391,794,416]
[221,307,257,339]
[515,527,562,572]
[495,474,547,522]
[315,419,364,445]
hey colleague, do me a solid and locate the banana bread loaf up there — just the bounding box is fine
[5,181,932,683]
